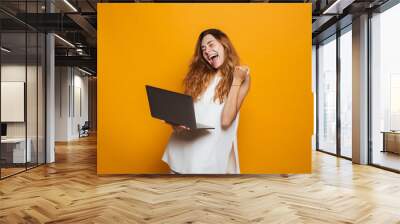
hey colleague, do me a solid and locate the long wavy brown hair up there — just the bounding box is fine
[183,29,240,103]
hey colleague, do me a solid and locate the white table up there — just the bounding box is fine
[1,138,32,163]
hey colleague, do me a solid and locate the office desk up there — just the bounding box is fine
[381,131,400,154]
[1,138,32,164]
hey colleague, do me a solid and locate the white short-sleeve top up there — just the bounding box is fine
[162,75,240,174]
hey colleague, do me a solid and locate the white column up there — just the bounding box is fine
[352,14,369,164]
[46,32,55,163]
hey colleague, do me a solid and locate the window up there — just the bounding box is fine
[317,35,337,154]
[370,2,400,171]
[339,28,352,158]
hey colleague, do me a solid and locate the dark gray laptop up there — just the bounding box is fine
[145,85,214,130]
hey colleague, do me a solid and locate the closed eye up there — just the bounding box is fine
[208,41,215,48]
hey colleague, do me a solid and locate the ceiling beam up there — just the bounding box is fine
[67,13,97,40]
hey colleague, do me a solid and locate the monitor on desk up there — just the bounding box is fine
[1,123,7,138]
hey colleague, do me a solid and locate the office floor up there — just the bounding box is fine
[0,163,41,178]
[0,135,400,223]
[0,167,25,177]
[372,150,400,171]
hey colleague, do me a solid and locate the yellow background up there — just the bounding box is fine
[98,3,313,174]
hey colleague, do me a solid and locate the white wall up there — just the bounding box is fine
[72,73,89,138]
[55,67,89,141]
[1,82,25,122]
[55,66,70,141]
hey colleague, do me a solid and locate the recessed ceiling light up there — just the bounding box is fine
[1,47,11,53]
[63,0,78,12]
[323,0,354,15]
[77,67,93,76]
[54,34,75,48]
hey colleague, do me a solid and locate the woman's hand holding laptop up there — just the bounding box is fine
[164,121,191,133]
[173,125,191,133]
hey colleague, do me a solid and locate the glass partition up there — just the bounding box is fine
[0,1,46,179]
[1,31,28,177]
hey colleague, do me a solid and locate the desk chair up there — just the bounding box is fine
[78,121,90,138]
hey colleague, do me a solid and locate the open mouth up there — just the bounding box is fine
[208,54,219,66]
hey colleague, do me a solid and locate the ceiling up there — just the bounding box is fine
[0,0,97,74]
[0,0,395,75]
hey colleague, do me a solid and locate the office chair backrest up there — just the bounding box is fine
[82,121,90,129]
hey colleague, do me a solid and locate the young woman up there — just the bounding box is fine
[162,29,251,174]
